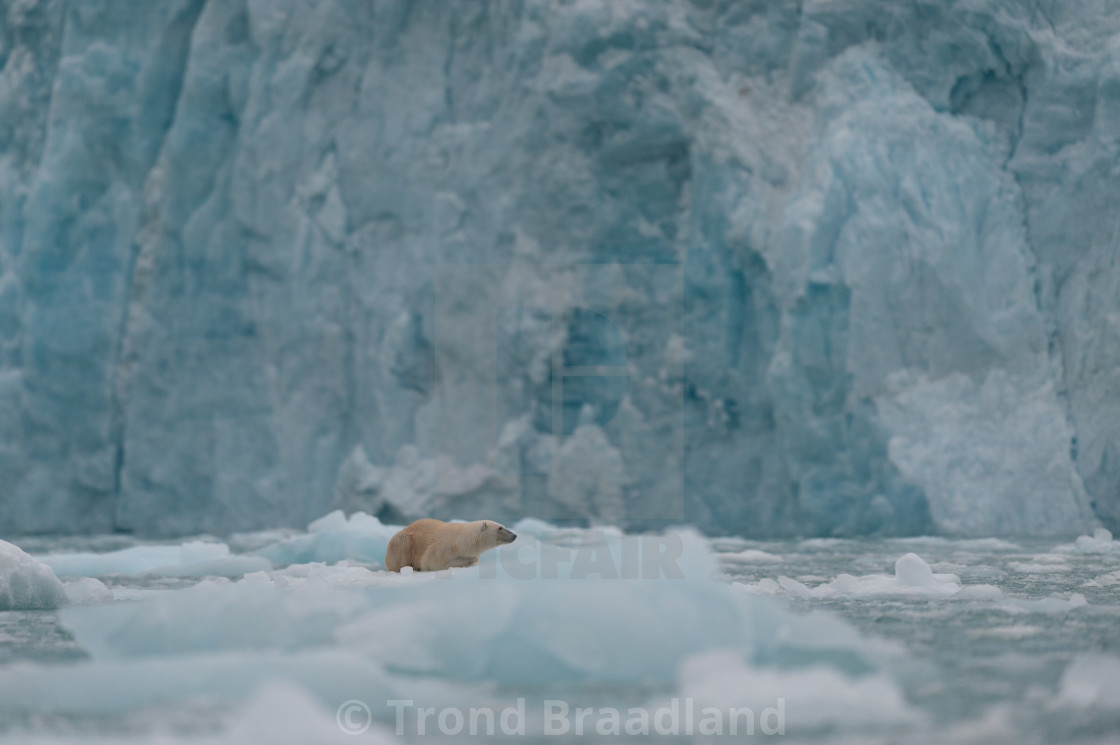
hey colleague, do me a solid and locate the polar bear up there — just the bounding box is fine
[384,519,517,572]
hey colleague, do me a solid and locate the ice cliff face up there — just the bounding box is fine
[0,0,1117,537]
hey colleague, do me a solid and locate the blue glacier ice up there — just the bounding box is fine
[1,0,1119,537]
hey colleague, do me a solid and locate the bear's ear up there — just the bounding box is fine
[480,522,488,532]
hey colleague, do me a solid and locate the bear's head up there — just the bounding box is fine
[478,520,517,548]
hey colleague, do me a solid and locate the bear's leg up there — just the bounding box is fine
[385,532,412,572]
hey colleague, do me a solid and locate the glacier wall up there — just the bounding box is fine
[0,0,1118,537]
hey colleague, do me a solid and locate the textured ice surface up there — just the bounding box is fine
[723,548,784,563]
[0,540,66,610]
[0,683,397,745]
[1,524,1119,743]
[58,529,888,687]
[252,510,397,567]
[744,552,1000,599]
[1055,528,1120,554]
[677,650,919,730]
[0,521,921,742]
[62,577,113,605]
[37,542,271,578]
[2,1,1120,538]
[992,592,1088,615]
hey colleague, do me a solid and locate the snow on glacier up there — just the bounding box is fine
[2,0,1120,537]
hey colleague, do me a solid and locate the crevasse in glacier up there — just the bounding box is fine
[1,0,1118,537]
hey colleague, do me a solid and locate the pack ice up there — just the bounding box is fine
[0,516,918,736]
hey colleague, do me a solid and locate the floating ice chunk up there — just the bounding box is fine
[37,542,270,578]
[722,549,783,563]
[894,552,946,587]
[0,679,398,744]
[1054,528,1119,554]
[226,528,303,554]
[63,578,113,605]
[254,511,400,567]
[994,593,1088,615]
[742,553,1011,601]
[776,576,815,598]
[888,536,1021,551]
[969,625,1042,639]
[952,584,1004,600]
[59,568,381,659]
[1058,655,1120,708]
[219,683,398,745]
[739,577,782,595]
[58,527,891,692]
[1009,561,1071,573]
[677,650,920,730]
[754,553,982,598]
[952,538,1023,552]
[0,540,67,610]
[0,649,394,716]
[952,564,1005,580]
[1083,569,1120,588]
[308,510,348,532]
[509,517,562,538]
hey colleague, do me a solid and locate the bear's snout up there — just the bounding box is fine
[498,527,517,543]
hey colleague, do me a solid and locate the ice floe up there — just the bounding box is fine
[0,540,67,610]
[37,542,270,579]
